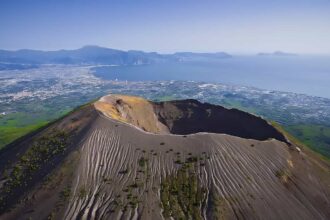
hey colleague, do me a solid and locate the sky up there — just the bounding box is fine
[0,0,330,54]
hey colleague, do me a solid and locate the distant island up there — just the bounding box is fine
[257,51,298,56]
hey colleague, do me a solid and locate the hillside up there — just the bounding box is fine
[0,95,329,220]
[0,46,231,67]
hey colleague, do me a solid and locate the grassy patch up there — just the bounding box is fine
[208,193,227,220]
[285,124,330,159]
[160,163,206,219]
[0,96,98,149]
[0,130,69,212]
[138,157,147,168]
[78,186,87,199]
[271,122,330,161]
[275,169,291,182]
[0,121,48,149]
[221,99,257,114]
[60,187,71,202]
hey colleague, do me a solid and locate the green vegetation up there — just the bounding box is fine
[221,98,257,114]
[154,95,177,102]
[275,168,292,187]
[208,193,227,220]
[285,124,330,159]
[0,94,100,149]
[275,169,291,179]
[138,157,147,167]
[0,130,69,211]
[160,162,206,219]
[0,121,48,149]
[271,122,330,161]
[60,187,71,202]
[0,101,73,149]
[78,186,87,199]
[0,113,62,150]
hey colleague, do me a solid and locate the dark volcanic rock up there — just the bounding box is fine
[153,99,288,142]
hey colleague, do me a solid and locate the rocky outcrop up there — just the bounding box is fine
[152,99,288,142]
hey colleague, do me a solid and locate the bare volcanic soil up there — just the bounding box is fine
[0,94,329,220]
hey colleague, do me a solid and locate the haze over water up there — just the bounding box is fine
[93,55,330,99]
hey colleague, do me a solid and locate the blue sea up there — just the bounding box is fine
[92,55,330,98]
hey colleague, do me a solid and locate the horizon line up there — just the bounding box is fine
[1,45,329,56]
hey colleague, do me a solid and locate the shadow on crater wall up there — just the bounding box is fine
[153,99,288,143]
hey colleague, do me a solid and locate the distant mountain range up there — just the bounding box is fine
[0,45,232,66]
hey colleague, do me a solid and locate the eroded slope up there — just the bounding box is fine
[60,115,329,220]
[0,95,329,220]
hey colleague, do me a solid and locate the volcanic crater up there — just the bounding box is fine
[0,94,329,220]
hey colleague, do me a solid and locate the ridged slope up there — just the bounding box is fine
[0,95,329,220]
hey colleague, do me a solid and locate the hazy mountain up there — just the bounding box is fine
[0,46,231,65]
[0,94,329,220]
